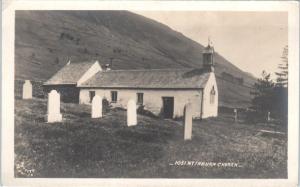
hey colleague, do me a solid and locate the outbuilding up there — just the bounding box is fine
[43,60,101,103]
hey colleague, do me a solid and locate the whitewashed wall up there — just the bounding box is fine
[202,72,218,118]
[79,88,203,118]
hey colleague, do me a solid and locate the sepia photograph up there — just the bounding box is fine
[1,1,299,187]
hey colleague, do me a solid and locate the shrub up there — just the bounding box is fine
[102,98,111,113]
[137,105,158,118]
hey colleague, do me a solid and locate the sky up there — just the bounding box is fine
[134,11,288,78]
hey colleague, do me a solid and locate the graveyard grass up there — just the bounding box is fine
[15,98,287,178]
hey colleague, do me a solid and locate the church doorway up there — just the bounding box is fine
[162,97,174,118]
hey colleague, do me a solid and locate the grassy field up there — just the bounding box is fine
[15,98,287,178]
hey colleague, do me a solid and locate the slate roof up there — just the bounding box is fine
[79,68,211,89]
[44,61,96,85]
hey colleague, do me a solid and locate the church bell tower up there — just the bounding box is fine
[203,38,215,72]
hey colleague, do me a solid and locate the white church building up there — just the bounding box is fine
[44,44,218,119]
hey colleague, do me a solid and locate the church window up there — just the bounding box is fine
[210,86,215,104]
[89,91,95,103]
[111,91,118,103]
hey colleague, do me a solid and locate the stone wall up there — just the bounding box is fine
[15,80,80,103]
[15,79,45,99]
[43,85,79,103]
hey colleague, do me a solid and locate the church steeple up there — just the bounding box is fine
[203,38,215,72]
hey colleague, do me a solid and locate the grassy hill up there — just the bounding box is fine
[15,98,287,178]
[15,10,256,108]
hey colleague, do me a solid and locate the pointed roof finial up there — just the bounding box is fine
[208,36,213,47]
[208,36,211,46]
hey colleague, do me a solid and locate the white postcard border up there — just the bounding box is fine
[2,1,299,187]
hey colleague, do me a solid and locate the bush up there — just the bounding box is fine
[102,98,111,113]
[137,105,158,118]
[244,110,265,124]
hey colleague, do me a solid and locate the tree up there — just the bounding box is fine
[273,85,288,121]
[250,71,275,119]
[273,45,288,120]
[275,45,288,87]
[249,46,289,124]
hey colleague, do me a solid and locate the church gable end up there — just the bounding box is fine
[202,72,218,118]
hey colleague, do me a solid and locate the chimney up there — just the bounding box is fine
[109,57,113,69]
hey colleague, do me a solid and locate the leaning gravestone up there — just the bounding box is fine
[184,103,193,140]
[127,99,137,126]
[22,80,32,99]
[92,95,102,118]
[47,90,62,123]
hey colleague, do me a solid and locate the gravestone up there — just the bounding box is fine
[234,108,238,122]
[47,90,62,123]
[127,99,137,126]
[22,80,32,99]
[184,103,193,140]
[267,111,271,122]
[92,95,102,118]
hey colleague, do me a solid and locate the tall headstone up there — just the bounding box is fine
[184,103,193,140]
[47,90,62,123]
[92,95,102,118]
[127,99,137,126]
[22,80,32,99]
[234,108,238,122]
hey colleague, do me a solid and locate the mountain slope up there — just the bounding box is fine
[15,10,256,107]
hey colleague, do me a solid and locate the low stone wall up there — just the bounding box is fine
[43,85,79,103]
[15,79,45,99]
[15,80,80,103]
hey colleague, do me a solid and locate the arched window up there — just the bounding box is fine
[210,86,215,104]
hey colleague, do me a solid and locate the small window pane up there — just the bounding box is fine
[137,93,143,105]
[210,87,215,104]
[111,91,117,103]
[89,91,95,103]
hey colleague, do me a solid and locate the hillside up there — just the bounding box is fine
[15,10,256,107]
